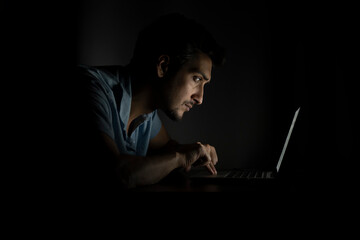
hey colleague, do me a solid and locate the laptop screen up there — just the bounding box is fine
[276,107,300,172]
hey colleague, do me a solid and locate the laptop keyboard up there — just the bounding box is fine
[225,170,274,179]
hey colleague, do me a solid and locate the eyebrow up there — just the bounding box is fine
[192,70,210,82]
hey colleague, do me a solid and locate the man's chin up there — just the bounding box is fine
[164,109,183,122]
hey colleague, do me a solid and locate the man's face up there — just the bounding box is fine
[161,52,212,121]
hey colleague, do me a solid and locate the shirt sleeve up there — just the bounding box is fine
[85,79,115,140]
[150,110,162,140]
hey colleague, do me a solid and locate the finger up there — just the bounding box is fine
[199,143,212,165]
[202,143,213,161]
[210,161,217,174]
[209,146,218,165]
[205,162,217,175]
[191,142,212,167]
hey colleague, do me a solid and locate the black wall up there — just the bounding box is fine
[1,0,355,197]
[2,0,355,202]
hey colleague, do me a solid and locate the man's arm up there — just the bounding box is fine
[148,124,218,175]
[148,124,178,154]
[97,130,179,189]
[91,126,217,189]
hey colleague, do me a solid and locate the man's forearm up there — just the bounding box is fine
[92,132,183,189]
[116,149,182,189]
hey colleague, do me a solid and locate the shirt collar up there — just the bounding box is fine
[118,72,152,132]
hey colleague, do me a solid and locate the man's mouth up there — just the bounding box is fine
[184,103,193,111]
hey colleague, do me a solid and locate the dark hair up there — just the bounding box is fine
[129,13,225,79]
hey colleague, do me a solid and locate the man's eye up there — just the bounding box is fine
[193,76,201,83]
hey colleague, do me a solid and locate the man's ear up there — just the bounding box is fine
[157,55,170,78]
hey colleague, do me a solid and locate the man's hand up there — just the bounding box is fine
[176,142,218,175]
[149,125,217,175]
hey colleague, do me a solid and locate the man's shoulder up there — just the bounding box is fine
[77,64,130,88]
[77,64,127,77]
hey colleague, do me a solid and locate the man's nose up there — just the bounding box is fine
[192,85,204,105]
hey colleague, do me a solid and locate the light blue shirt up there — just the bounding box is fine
[78,64,162,156]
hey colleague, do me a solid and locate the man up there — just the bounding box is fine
[76,13,225,190]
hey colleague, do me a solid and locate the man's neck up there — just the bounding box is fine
[129,83,156,122]
[126,65,160,125]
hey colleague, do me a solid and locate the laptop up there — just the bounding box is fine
[187,107,300,182]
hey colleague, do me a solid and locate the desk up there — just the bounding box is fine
[130,169,310,193]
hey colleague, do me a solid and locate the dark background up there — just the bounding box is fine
[74,0,355,187]
[3,1,354,192]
